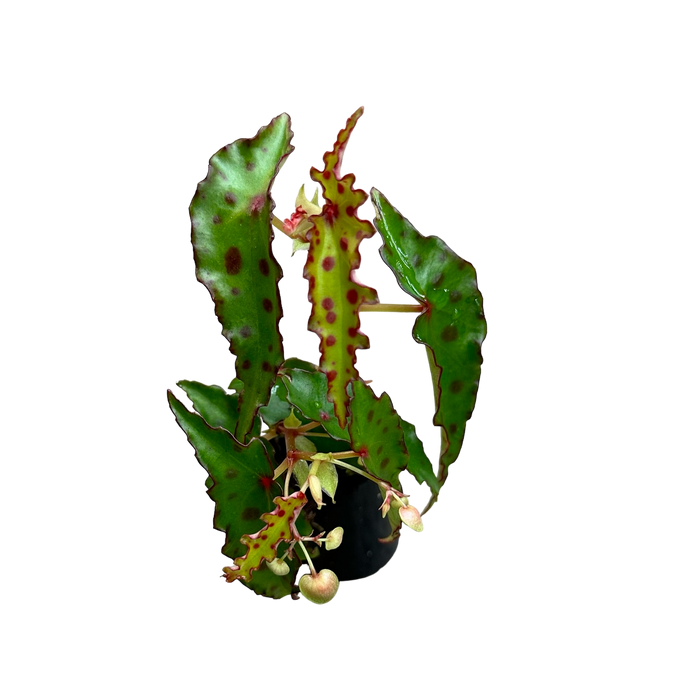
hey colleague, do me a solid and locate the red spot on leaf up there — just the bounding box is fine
[346,206,354,216]
[327,370,337,381]
[323,171,331,180]
[322,297,334,310]
[324,203,339,223]
[346,289,358,304]
[326,335,336,346]
[326,311,336,324]
[250,195,265,214]
[319,411,330,421]
[337,183,345,194]
[260,475,273,491]
[224,247,243,275]
[348,327,357,337]
[346,344,354,356]
[322,256,335,271]
[340,237,348,251]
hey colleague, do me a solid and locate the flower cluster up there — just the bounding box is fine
[380,489,428,535]
[272,182,323,259]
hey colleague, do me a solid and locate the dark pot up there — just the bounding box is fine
[309,468,399,581]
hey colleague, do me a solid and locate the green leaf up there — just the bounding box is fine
[279,364,350,441]
[223,492,307,583]
[302,104,377,428]
[167,390,298,598]
[400,418,441,497]
[243,508,310,596]
[173,377,239,435]
[371,189,487,502]
[348,380,407,491]
[190,114,294,442]
[258,378,293,428]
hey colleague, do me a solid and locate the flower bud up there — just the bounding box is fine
[324,527,344,551]
[399,504,424,532]
[283,410,301,429]
[309,474,324,509]
[267,558,290,576]
[299,569,339,604]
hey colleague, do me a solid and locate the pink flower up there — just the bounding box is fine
[299,569,340,608]
[399,503,428,535]
[272,182,323,258]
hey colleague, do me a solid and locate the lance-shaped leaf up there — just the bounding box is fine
[371,189,487,503]
[167,390,298,598]
[348,380,407,490]
[223,491,307,583]
[304,108,378,429]
[190,114,293,442]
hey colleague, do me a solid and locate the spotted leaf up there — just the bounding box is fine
[371,189,487,506]
[190,114,293,442]
[279,362,350,441]
[304,108,378,429]
[167,390,299,598]
[348,380,407,490]
[223,492,307,583]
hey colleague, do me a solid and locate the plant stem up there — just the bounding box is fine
[359,303,423,313]
[272,215,288,234]
[296,541,316,576]
[330,458,391,491]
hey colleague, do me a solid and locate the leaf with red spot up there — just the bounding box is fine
[371,189,487,508]
[190,114,293,442]
[348,380,407,490]
[304,108,378,429]
[167,390,301,599]
[223,492,307,583]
